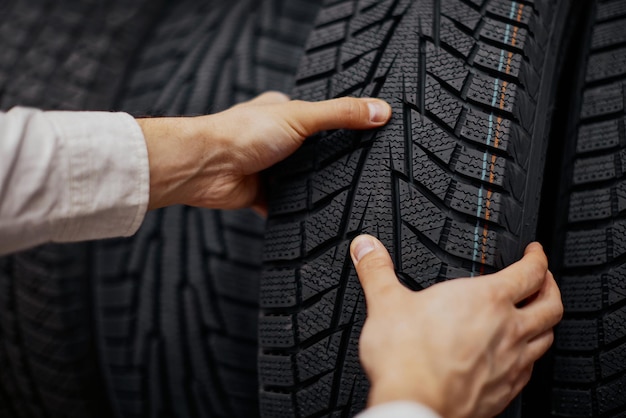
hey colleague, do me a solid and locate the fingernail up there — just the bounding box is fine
[352,235,376,263]
[367,101,390,123]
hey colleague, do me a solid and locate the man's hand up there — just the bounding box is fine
[137,92,391,212]
[350,235,563,418]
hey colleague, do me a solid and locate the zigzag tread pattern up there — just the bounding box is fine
[261,0,566,416]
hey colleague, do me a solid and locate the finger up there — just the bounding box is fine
[523,329,555,365]
[519,271,563,338]
[350,235,402,310]
[285,97,392,136]
[488,242,549,304]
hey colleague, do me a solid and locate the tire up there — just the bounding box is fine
[0,1,162,417]
[93,1,321,417]
[259,0,574,416]
[546,1,626,417]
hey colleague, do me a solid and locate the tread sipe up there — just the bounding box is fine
[260,0,573,416]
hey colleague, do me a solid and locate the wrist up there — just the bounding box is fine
[138,116,234,210]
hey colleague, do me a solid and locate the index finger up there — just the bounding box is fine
[487,242,549,304]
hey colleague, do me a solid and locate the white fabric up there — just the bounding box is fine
[0,107,149,255]
[357,401,442,418]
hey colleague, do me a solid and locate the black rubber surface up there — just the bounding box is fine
[0,1,161,417]
[94,1,321,418]
[548,1,626,417]
[259,0,572,416]
[0,0,162,111]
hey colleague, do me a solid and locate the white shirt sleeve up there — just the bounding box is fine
[0,106,149,255]
[356,401,442,418]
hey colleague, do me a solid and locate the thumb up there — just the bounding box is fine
[350,235,401,309]
[287,97,392,137]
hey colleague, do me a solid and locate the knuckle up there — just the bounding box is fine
[527,256,548,280]
[337,97,363,121]
[358,252,393,273]
[263,91,290,102]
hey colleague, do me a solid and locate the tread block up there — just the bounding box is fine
[608,264,626,306]
[580,81,624,120]
[296,332,342,382]
[577,119,621,154]
[601,343,626,379]
[604,305,626,345]
[559,275,603,313]
[598,373,626,415]
[261,269,298,308]
[296,372,333,417]
[573,153,617,185]
[264,222,303,261]
[304,191,349,253]
[597,0,626,22]
[259,315,296,348]
[259,354,295,387]
[553,355,596,383]
[551,388,593,417]
[297,290,338,342]
[564,229,607,267]
[587,47,626,82]
[568,188,612,222]
[300,242,349,302]
[260,391,295,418]
[554,318,598,351]
[592,17,626,50]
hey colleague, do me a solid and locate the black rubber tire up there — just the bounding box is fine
[0,1,162,417]
[259,0,574,416]
[93,1,321,417]
[546,1,626,417]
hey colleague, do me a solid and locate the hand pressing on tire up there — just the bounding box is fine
[137,92,392,213]
[350,235,563,418]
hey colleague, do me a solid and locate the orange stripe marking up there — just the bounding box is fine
[479,3,524,269]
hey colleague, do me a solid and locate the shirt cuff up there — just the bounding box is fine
[44,110,149,242]
[356,401,442,418]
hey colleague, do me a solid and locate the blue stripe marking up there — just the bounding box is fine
[471,1,518,276]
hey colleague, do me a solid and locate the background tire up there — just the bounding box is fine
[94,1,321,417]
[259,0,575,416]
[546,1,626,417]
